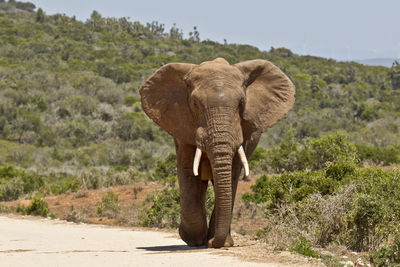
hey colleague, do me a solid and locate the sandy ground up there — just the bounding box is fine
[0,215,319,267]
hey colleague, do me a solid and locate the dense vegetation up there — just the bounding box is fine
[0,1,399,264]
[244,134,400,265]
[0,1,399,179]
[244,165,400,265]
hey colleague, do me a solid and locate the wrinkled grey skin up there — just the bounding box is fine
[140,58,295,248]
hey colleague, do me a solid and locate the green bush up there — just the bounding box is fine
[0,164,46,200]
[48,176,79,195]
[242,168,343,208]
[0,177,24,201]
[0,204,11,213]
[248,147,268,170]
[115,112,155,142]
[124,95,139,106]
[141,185,180,228]
[346,193,385,251]
[97,190,121,218]
[26,196,49,217]
[289,236,319,258]
[369,233,400,266]
[248,165,400,256]
[267,129,299,172]
[21,173,45,194]
[344,168,400,251]
[265,132,359,173]
[357,144,400,165]
[0,163,80,198]
[78,168,106,189]
[153,153,177,180]
[0,164,23,178]
[205,186,215,220]
[305,132,358,170]
[140,179,215,229]
[325,161,357,181]
[60,95,98,116]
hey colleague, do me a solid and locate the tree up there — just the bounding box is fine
[169,23,182,40]
[389,60,400,89]
[15,1,35,12]
[36,8,45,23]
[88,10,104,29]
[189,26,200,42]
[12,113,41,141]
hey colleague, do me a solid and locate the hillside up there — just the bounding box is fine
[1,2,400,264]
[355,58,399,67]
[0,1,399,176]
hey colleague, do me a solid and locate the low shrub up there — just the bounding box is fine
[153,153,177,180]
[260,132,399,174]
[264,132,359,173]
[0,204,11,213]
[48,176,79,195]
[357,144,400,165]
[242,165,350,208]
[290,236,319,258]
[79,167,138,190]
[140,185,180,228]
[16,203,26,213]
[246,165,400,261]
[307,132,358,170]
[26,196,49,217]
[248,147,268,170]
[344,168,400,251]
[369,233,400,266]
[0,163,71,199]
[325,161,357,181]
[64,205,84,223]
[141,179,214,229]
[97,190,121,218]
[79,168,106,189]
[0,177,24,201]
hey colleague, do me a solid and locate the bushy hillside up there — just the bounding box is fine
[0,0,399,176]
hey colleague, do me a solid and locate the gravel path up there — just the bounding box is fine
[0,216,287,267]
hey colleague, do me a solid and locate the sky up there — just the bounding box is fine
[29,0,400,61]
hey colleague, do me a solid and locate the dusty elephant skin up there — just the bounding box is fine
[140,58,295,248]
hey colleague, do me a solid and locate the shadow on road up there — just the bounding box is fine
[137,245,207,253]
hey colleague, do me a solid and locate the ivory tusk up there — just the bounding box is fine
[238,146,250,177]
[193,148,202,176]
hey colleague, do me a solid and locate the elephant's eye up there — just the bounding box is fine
[191,98,200,111]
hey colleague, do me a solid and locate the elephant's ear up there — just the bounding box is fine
[140,63,197,144]
[235,59,295,135]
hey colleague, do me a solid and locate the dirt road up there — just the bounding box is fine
[0,215,312,267]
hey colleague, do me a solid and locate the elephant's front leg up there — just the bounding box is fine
[176,141,208,247]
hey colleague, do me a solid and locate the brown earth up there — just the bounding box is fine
[1,176,262,229]
[0,175,325,266]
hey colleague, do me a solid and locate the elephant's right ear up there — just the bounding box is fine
[140,63,197,144]
[235,60,295,134]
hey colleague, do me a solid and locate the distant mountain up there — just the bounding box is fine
[354,58,399,67]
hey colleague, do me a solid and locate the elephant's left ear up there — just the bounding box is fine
[140,63,197,144]
[235,59,295,133]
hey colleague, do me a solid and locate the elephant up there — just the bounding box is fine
[140,58,295,248]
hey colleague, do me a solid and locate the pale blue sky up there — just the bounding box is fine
[29,0,400,61]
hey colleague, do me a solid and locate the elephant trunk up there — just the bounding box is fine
[208,140,233,248]
[201,106,241,247]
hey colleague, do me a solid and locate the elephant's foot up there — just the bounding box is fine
[179,224,207,247]
[207,234,234,248]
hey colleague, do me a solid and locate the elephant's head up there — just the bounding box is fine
[140,58,295,247]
